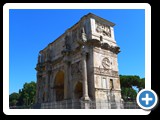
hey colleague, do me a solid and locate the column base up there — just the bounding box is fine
[81,96,91,101]
[80,96,91,109]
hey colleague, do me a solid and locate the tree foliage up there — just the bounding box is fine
[9,81,36,107]
[9,92,19,106]
[121,88,137,101]
[120,75,145,101]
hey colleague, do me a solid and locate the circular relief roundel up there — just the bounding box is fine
[102,57,110,69]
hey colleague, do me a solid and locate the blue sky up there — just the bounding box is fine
[9,9,145,94]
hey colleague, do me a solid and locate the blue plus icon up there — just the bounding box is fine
[142,94,153,105]
[137,89,158,110]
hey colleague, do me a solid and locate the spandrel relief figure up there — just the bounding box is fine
[71,61,82,81]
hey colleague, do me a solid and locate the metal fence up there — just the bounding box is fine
[34,100,140,109]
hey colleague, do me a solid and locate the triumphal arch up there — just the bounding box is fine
[35,13,123,109]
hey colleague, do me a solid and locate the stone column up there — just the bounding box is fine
[47,70,51,102]
[35,74,40,103]
[81,46,90,101]
[63,56,70,100]
[68,62,72,99]
[50,72,55,102]
[80,46,90,109]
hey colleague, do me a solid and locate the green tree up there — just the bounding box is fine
[9,92,19,106]
[121,88,137,101]
[20,81,36,106]
[120,75,145,101]
[137,78,145,91]
[10,81,36,107]
[120,75,140,88]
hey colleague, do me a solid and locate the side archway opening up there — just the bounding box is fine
[54,71,64,101]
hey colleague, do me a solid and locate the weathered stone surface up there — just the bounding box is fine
[35,13,122,109]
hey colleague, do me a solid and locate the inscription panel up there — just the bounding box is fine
[94,67,119,77]
[93,47,117,58]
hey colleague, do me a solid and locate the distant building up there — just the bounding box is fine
[35,13,123,109]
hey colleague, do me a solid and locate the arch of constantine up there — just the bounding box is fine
[35,13,123,109]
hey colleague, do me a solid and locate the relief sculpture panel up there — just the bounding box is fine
[95,21,111,37]
[71,61,82,81]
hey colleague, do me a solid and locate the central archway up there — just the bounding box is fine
[54,71,64,101]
